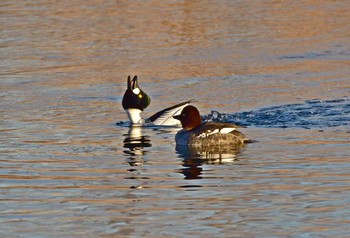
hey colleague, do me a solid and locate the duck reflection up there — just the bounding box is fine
[123,126,151,167]
[176,144,244,179]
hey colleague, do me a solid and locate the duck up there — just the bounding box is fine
[122,75,194,126]
[173,105,251,147]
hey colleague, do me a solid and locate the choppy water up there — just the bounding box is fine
[204,98,350,129]
[1,0,350,237]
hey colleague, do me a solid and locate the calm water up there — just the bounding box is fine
[1,0,350,237]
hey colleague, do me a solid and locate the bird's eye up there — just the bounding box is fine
[138,94,142,98]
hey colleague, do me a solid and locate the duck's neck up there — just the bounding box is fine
[125,109,144,125]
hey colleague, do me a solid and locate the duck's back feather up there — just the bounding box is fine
[176,122,250,146]
[147,100,195,126]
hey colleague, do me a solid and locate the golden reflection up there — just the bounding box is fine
[176,144,245,179]
[123,126,151,167]
[123,126,152,189]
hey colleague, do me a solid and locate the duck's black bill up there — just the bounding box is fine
[131,75,138,89]
[127,75,138,89]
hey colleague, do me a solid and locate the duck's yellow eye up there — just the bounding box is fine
[138,94,142,98]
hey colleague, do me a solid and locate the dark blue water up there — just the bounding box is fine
[203,98,350,129]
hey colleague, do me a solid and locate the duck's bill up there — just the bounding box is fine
[131,75,139,89]
[127,75,139,90]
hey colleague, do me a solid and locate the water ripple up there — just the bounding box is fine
[203,98,350,129]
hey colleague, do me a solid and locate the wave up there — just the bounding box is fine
[202,98,350,129]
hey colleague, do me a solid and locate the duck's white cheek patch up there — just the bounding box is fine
[220,128,235,134]
[132,88,140,95]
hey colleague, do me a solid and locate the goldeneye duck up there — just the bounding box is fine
[122,75,194,126]
[173,105,251,146]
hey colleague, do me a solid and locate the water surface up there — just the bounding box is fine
[1,0,349,237]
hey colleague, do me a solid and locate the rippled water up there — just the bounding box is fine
[1,1,349,237]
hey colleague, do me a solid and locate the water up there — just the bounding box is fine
[1,0,350,237]
[204,98,350,129]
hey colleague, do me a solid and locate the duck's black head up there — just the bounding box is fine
[122,75,151,111]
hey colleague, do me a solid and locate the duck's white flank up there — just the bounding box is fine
[220,128,236,134]
[197,127,236,138]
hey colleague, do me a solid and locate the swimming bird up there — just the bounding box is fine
[122,75,194,126]
[173,105,251,146]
